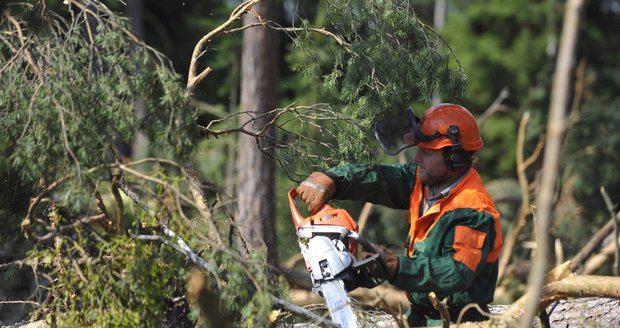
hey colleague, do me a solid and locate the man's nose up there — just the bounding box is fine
[413,152,422,164]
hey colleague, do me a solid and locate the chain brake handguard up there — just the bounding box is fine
[350,253,388,289]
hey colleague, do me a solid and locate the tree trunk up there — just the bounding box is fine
[125,0,149,160]
[236,0,280,265]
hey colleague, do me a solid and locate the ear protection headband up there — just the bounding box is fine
[444,125,468,170]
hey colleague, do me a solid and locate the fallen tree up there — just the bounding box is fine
[284,261,620,327]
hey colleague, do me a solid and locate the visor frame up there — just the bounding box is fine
[373,107,456,155]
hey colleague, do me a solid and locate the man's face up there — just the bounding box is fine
[413,147,451,187]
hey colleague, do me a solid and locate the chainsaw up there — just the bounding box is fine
[288,188,388,328]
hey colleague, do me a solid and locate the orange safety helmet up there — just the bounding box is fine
[417,103,484,151]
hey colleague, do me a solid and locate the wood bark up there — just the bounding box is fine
[236,0,280,264]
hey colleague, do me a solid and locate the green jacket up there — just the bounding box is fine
[326,163,502,311]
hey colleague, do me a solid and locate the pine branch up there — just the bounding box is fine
[119,182,341,327]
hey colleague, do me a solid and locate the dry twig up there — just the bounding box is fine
[571,211,620,272]
[497,112,544,284]
[520,0,584,320]
[600,186,620,276]
[583,234,620,275]
[477,87,510,127]
[428,292,450,328]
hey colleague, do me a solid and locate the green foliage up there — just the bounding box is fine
[327,0,466,110]
[478,116,518,179]
[213,251,283,327]
[0,1,195,186]
[564,99,620,201]
[443,0,556,109]
[31,233,185,327]
[0,170,33,244]
[287,0,467,164]
[284,21,342,105]
[0,2,282,326]
[439,0,557,194]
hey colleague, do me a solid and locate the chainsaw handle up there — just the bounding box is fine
[288,188,305,228]
[288,188,330,228]
[347,231,376,253]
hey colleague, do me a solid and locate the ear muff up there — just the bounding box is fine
[444,147,467,170]
[444,125,467,170]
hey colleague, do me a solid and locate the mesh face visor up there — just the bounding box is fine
[373,107,428,155]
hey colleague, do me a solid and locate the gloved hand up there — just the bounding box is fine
[361,243,399,283]
[296,172,336,214]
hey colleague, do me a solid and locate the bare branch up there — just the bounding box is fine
[181,162,225,246]
[498,112,544,284]
[600,186,619,276]
[185,0,352,96]
[226,21,350,50]
[117,183,218,275]
[110,166,124,235]
[357,202,374,235]
[568,58,588,127]
[0,300,40,306]
[272,296,341,328]
[0,260,26,270]
[571,211,619,273]
[199,104,353,168]
[521,0,585,325]
[22,165,106,240]
[186,0,262,95]
[583,233,620,275]
[477,87,510,127]
[428,292,450,328]
[123,183,336,327]
[523,136,545,169]
[117,164,198,210]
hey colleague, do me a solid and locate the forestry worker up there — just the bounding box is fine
[297,103,503,326]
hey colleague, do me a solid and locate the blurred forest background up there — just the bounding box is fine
[1,0,619,327]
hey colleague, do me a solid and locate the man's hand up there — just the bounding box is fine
[361,244,398,283]
[296,172,336,214]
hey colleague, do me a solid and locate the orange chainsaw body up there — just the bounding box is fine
[288,188,359,256]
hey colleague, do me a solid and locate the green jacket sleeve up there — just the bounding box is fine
[391,209,497,296]
[326,163,417,210]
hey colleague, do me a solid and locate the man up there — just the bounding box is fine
[297,103,502,326]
